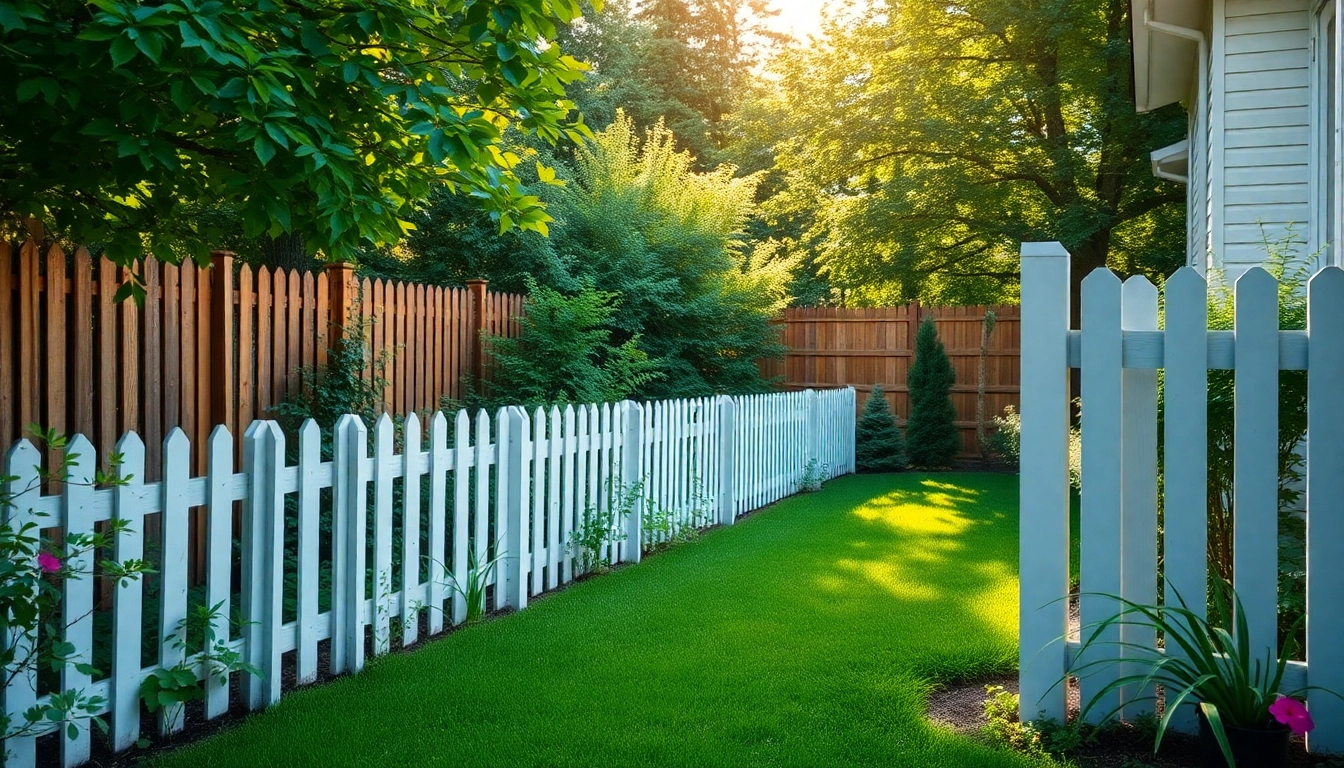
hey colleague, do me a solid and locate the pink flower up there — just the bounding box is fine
[37,551,61,573]
[1269,695,1315,735]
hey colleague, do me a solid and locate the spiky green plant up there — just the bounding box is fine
[1066,579,1337,765]
[447,544,507,624]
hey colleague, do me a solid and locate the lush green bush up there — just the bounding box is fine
[855,385,907,473]
[905,319,960,468]
[486,277,660,408]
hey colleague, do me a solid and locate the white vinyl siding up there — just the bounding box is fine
[1219,0,1313,273]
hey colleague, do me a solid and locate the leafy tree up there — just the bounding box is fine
[358,184,573,294]
[905,319,960,468]
[759,0,1187,308]
[855,384,906,473]
[549,112,789,397]
[486,277,659,406]
[2,0,595,290]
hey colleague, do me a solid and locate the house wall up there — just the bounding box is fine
[1214,0,1314,275]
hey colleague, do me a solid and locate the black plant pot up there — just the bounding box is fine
[1197,709,1290,768]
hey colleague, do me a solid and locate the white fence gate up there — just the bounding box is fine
[1018,241,1344,753]
[1,389,854,768]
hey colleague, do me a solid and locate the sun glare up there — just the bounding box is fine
[769,0,827,40]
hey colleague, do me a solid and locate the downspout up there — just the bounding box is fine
[1144,1,1209,268]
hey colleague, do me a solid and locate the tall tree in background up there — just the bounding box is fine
[2,0,593,284]
[759,0,1187,307]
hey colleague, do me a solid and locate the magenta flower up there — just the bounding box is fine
[37,551,61,574]
[1269,695,1315,735]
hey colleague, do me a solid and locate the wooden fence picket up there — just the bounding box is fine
[1307,268,1344,753]
[61,434,95,767]
[1161,267,1209,735]
[204,426,233,718]
[427,412,450,633]
[157,429,190,735]
[1234,268,1281,663]
[110,434,146,752]
[401,413,422,648]
[296,420,322,683]
[4,439,41,767]
[372,415,395,657]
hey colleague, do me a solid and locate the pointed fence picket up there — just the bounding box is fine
[1019,242,1344,754]
[0,389,853,767]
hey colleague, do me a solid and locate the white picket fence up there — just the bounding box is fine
[1018,241,1344,753]
[1,388,855,767]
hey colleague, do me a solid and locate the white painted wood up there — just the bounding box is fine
[561,405,577,583]
[492,407,513,611]
[426,412,449,634]
[598,403,612,564]
[400,413,421,647]
[530,407,546,596]
[502,407,529,610]
[331,415,368,674]
[3,439,41,767]
[156,429,189,736]
[1161,268,1210,735]
[371,415,395,656]
[204,427,233,718]
[1234,268,1281,664]
[1079,269,1124,723]
[583,404,599,566]
[451,409,470,624]
[61,434,96,767]
[111,434,146,750]
[1120,277,1160,719]
[242,421,284,708]
[623,401,644,563]
[1307,267,1344,750]
[547,406,561,590]
[1018,242,1072,723]
[295,420,321,682]
[474,410,492,597]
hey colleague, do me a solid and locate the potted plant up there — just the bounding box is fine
[1065,581,1334,768]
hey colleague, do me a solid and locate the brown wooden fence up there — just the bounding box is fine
[759,304,1020,456]
[0,239,523,478]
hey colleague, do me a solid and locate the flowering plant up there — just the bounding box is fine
[1,430,150,755]
[1064,578,1339,766]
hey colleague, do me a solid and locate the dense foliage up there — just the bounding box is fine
[854,384,906,473]
[2,0,594,286]
[485,277,659,405]
[749,0,1187,306]
[905,320,960,468]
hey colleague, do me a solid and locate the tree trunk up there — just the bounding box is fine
[259,231,317,272]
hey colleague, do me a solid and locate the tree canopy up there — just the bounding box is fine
[2,0,596,289]
[750,0,1188,305]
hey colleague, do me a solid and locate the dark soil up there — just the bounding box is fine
[926,676,1343,768]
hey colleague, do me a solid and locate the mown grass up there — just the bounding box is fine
[152,473,1045,768]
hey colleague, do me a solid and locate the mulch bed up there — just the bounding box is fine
[926,676,1342,768]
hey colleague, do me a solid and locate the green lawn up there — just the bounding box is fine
[153,473,1044,768]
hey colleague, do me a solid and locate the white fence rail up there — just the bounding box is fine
[1,388,854,767]
[1018,241,1344,753]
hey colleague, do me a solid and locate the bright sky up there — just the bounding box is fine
[768,0,827,40]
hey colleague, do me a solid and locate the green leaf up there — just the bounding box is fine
[109,34,139,66]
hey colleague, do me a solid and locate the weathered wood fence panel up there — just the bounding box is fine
[761,304,1020,455]
[0,240,524,478]
[1018,240,1344,754]
[0,389,855,768]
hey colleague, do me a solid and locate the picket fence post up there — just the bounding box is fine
[242,422,284,709]
[1017,241,1072,724]
[158,429,191,736]
[331,414,369,674]
[716,395,737,525]
[622,400,644,563]
[503,407,530,610]
[3,440,41,767]
[1307,267,1344,751]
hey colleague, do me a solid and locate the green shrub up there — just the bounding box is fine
[855,385,907,473]
[486,276,661,408]
[905,319,960,468]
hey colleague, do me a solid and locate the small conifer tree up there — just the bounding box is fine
[855,384,907,473]
[906,318,961,468]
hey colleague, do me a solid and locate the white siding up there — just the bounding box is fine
[1218,0,1313,274]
